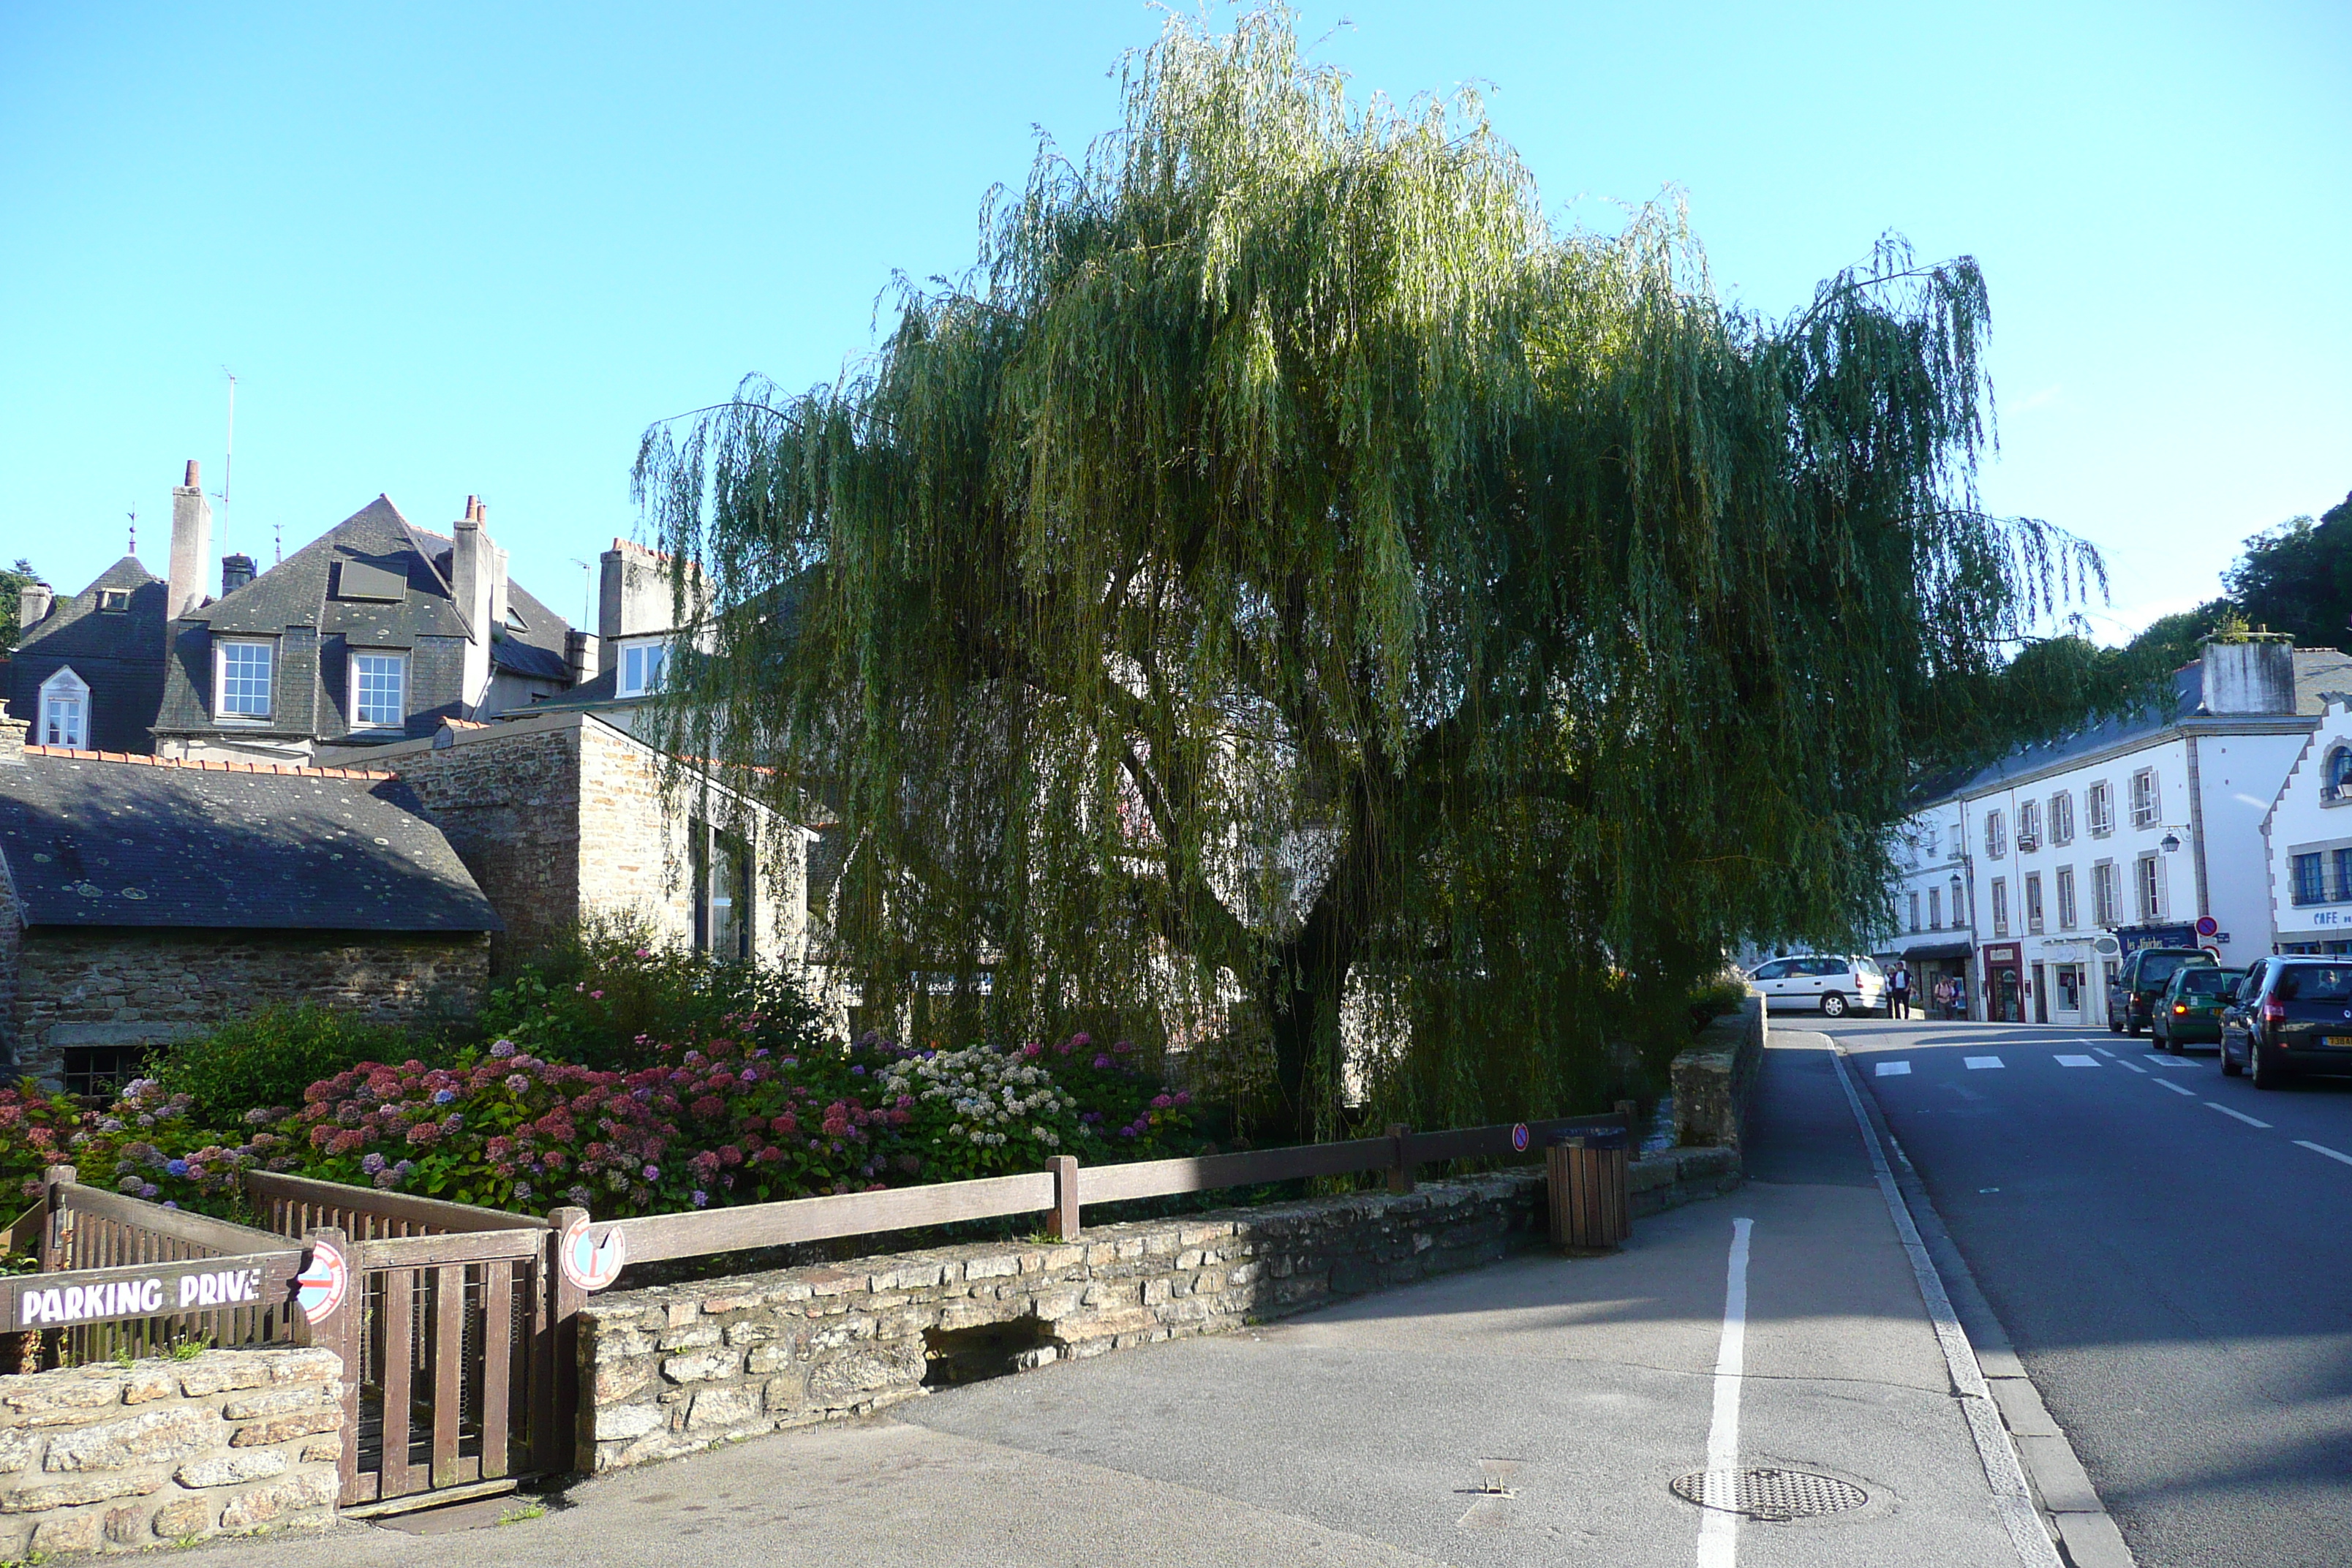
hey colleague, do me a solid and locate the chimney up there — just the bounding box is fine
[2200,638,2296,715]
[15,581,52,640]
[0,712,25,766]
[452,497,494,706]
[219,554,257,595]
[167,459,213,619]
[565,628,600,688]
[476,502,511,628]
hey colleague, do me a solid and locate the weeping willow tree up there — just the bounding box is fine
[636,7,2097,1141]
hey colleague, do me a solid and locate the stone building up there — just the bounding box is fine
[9,557,171,754]
[356,709,810,973]
[0,717,500,1089]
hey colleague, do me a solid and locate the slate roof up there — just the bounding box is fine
[7,559,170,753]
[0,750,500,933]
[155,496,578,743]
[1940,649,2352,800]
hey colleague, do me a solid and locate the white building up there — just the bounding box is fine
[2264,697,2352,954]
[1884,641,2352,1024]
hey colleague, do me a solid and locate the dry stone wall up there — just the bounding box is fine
[0,1348,342,1556]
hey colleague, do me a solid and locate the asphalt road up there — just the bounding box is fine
[1823,1012,2352,1568]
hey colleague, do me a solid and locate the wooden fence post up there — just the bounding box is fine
[296,1226,363,1508]
[1044,1158,1080,1242]
[41,1165,76,1274]
[545,1207,589,1476]
[1387,1126,1414,1195]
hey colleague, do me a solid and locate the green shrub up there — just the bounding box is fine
[1687,976,1750,1032]
[478,913,830,1071]
[149,1005,426,1127]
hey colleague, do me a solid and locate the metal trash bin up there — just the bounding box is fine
[1547,1129,1630,1254]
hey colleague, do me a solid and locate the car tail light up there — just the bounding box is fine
[2263,999,2287,1024]
[2174,1003,2189,1014]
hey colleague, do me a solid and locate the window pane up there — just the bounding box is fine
[353,653,404,728]
[220,642,273,717]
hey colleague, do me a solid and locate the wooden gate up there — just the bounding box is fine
[245,1174,569,1513]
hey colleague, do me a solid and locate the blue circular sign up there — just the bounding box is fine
[1510,1123,1530,1153]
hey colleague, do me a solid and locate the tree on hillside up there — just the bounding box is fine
[0,559,39,650]
[2223,491,2352,650]
[635,7,2100,1140]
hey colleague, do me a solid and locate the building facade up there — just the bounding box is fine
[1883,641,2352,1023]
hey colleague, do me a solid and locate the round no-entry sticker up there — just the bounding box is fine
[295,1239,348,1324]
[559,1216,627,1292]
[1510,1123,1530,1153]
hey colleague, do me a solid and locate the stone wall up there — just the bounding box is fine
[380,713,807,973]
[0,1348,342,1556]
[392,721,587,967]
[8,928,489,1083]
[578,1147,1744,1474]
[1671,993,1767,1153]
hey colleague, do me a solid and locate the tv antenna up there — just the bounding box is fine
[571,558,592,629]
[208,369,238,557]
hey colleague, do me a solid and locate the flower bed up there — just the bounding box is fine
[1,1031,1198,1225]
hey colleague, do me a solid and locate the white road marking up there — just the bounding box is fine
[2296,1140,2352,1168]
[1964,1057,2004,1070]
[2155,1079,2196,1096]
[1825,1048,2065,1568]
[2093,1047,2118,1059]
[1695,1217,1754,1568]
[2149,1056,2200,1068]
[2206,1102,2273,1129]
[1876,1061,1912,1077]
[2054,1055,2100,1068]
[2111,1058,2148,1074]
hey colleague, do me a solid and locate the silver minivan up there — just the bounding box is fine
[1746,954,1888,1018]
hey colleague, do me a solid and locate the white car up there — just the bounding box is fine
[1746,954,1888,1018]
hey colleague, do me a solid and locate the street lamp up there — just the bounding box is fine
[2160,831,2182,853]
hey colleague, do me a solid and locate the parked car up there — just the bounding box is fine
[2108,946,2217,1036]
[2152,965,2245,1052]
[1745,954,1888,1018]
[2220,957,2352,1088]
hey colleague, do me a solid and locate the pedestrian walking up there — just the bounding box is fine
[1888,960,1911,1019]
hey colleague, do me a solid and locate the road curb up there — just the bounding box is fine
[1842,1050,2139,1568]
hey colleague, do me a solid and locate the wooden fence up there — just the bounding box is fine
[603,1109,1633,1265]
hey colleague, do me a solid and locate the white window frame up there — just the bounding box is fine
[2137,851,2164,920]
[2056,864,2077,930]
[2018,800,2041,853]
[1991,877,2010,939]
[2087,780,2113,837]
[617,639,668,699]
[2130,768,2160,829]
[2092,860,2119,927]
[37,666,88,749]
[1986,810,2007,859]
[214,638,276,722]
[2050,791,2073,845]
[350,650,407,731]
[1908,892,1921,932]
[1929,886,1943,929]
[2024,871,2045,935]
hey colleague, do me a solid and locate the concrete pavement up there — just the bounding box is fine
[185,1030,2058,1567]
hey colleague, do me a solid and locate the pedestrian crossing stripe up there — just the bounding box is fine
[1876,1061,1911,1076]
[2054,1055,2100,1067]
[1964,1057,2003,1069]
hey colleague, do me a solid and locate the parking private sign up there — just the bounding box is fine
[559,1216,627,1292]
[295,1239,348,1324]
[1511,1123,1530,1153]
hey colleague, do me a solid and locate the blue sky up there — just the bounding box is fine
[3,1,2345,644]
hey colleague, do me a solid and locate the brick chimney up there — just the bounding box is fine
[2200,638,2296,715]
[15,581,52,641]
[451,497,496,706]
[167,460,212,619]
[565,628,600,688]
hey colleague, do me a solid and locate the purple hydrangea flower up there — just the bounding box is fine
[433,1088,456,1104]
[489,1039,518,1059]
[165,1158,189,1177]
[361,1153,387,1175]
[138,1183,158,1199]
[691,1190,709,1208]
[505,1074,532,1095]
[643,1164,660,1181]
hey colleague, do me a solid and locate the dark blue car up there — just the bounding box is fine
[2220,957,2352,1088]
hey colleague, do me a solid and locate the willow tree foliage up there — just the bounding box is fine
[636,8,2097,1140]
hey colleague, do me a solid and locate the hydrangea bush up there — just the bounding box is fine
[0,1029,1200,1225]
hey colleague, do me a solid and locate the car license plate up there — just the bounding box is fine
[2326,1036,2352,1049]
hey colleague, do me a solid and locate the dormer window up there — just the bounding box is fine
[503,605,528,631]
[97,589,129,612]
[617,639,668,698]
[216,638,275,720]
[350,651,407,730]
[38,667,88,749]
[2326,746,2352,804]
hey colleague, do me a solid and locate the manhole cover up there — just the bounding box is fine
[1670,1468,1868,1521]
